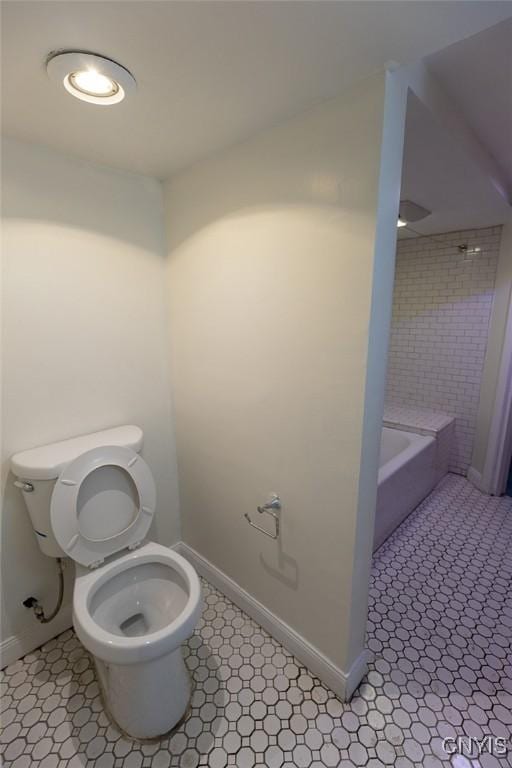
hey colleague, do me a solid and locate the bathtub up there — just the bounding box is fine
[373,427,437,551]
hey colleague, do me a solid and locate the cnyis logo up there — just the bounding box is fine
[443,735,509,757]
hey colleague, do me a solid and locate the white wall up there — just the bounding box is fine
[386,226,501,474]
[471,219,512,480]
[164,72,406,686]
[1,138,180,657]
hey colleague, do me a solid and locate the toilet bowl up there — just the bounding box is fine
[73,542,202,739]
[11,426,202,740]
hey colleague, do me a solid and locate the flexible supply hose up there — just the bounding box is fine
[23,558,65,623]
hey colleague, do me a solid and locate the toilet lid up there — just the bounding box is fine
[50,445,156,567]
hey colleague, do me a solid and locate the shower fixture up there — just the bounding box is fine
[458,244,482,255]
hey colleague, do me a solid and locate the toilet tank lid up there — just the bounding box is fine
[11,425,143,480]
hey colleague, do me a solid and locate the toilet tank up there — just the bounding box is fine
[10,425,143,558]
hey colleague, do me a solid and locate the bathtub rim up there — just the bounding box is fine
[378,428,435,485]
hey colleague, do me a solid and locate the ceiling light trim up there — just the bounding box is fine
[46,50,136,105]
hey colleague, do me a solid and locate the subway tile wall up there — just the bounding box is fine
[385,226,502,475]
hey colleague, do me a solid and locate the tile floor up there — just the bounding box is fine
[1,474,511,768]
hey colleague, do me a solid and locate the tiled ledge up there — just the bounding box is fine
[383,402,455,437]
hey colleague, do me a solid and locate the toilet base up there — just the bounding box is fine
[94,646,192,740]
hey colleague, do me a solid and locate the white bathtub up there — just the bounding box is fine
[373,427,437,551]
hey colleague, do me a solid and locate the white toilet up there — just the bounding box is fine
[11,425,202,740]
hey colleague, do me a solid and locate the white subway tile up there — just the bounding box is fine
[386,226,502,474]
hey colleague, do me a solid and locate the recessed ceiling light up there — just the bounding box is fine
[397,217,408,228]
[46,51,136,105]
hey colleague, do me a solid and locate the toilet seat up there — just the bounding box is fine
[50,445,155,567]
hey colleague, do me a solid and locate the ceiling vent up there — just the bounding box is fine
[399,200,431,225]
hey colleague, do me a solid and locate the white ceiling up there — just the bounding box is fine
[426,18,512,192]
[399,93,511,239]
[2,1,511,179]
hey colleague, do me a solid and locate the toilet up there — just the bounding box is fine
[11,425,202,740]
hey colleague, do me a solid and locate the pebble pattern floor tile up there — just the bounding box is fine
[1,474,511,767]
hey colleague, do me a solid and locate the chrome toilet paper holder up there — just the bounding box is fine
[244,494,281,539]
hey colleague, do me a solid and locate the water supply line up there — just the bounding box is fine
[23,558,65,623]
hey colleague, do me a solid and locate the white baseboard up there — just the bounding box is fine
[0,603,73,669]
[176,542,368,701]
[467,466,485,492]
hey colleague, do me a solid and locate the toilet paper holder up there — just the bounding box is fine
[244,494,281,539]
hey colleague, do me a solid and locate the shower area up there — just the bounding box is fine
[372,89,508,551]
[374,225,502,550]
